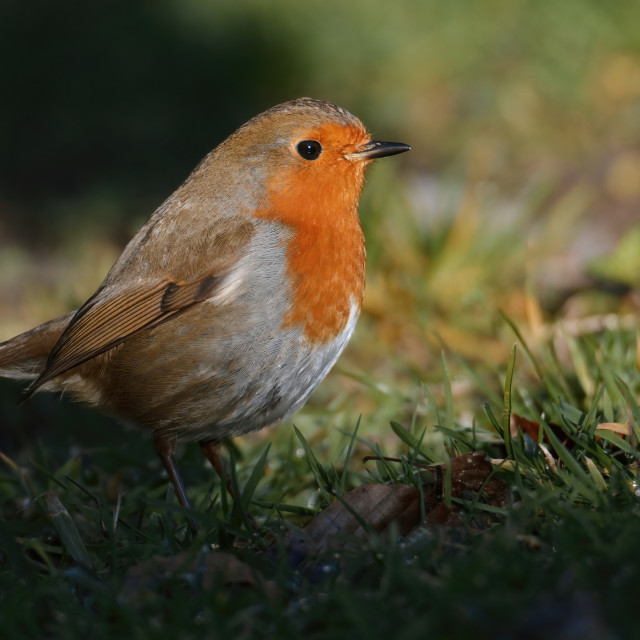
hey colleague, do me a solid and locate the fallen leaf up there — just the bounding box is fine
[597,422,633,435]
[285,452,508,564]
[304,483,420,551]
[510,413,570,449]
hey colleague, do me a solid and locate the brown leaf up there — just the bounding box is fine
[597,422,633,436]
[421,451,509,527]
[446,451,508,508]
[510,413,542,442]
[304,483,420,551]
[510,413,570,450]
[510,413,636,454]
[422,498,463,527]
[289,452,508,561]
[363,451,508,510]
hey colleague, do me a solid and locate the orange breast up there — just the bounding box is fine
[278,205,366,344]
[257,130,367,343]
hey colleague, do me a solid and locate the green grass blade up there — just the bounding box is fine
[584,385,606,438]
[500,311,543,382]
[441,352,455,432]
[594,429,636,455]
[503,344,516,458]
[242,443,271,511]
[389,421,428,457]
[483,402,504,439]
[434,425,475,451]
[339,417,361,498]
[46,493,92,569]
[294,425,333,504]
[613,373,640,444]
[542,422,598,502]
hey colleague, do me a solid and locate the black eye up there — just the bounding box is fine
[296,140,322,161]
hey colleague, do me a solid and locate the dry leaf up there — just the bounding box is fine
[432,451,508,508]
[597,422,632,435]
[304,483,420,551]
[510,413,570,449]
[287,452,508,562]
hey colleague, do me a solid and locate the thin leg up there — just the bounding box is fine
[154,432,196,522]
[200,439,258,531]
[200,439,236,499]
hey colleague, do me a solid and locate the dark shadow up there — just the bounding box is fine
[0,1,299,242]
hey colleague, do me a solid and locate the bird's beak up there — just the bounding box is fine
[345,140,412,162]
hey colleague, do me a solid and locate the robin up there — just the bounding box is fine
[0,98,410,511]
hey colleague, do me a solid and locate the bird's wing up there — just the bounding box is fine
[26,213,255,396]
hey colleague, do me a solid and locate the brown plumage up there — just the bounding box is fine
[0,98,410,517]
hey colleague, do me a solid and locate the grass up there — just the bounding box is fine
[3,166,640,639]
[1,271,639,638]
[3,152,640,638]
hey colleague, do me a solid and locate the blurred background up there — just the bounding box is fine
[1,0,640,455]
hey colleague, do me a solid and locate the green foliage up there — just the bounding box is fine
[590,226,640,287]
[2,325,640,638]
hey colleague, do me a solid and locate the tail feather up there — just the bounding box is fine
[0,312,75,382]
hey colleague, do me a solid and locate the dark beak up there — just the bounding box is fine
[346,140,412,161]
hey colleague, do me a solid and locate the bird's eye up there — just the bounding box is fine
[296,140,322,161]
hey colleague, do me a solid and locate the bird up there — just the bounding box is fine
[0,98,410,512]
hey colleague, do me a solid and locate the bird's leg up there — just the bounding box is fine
[200,439,257,531]
[199,439,236,499]
[153,431,193,510]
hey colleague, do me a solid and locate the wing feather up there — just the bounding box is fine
[25,212,254,397]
